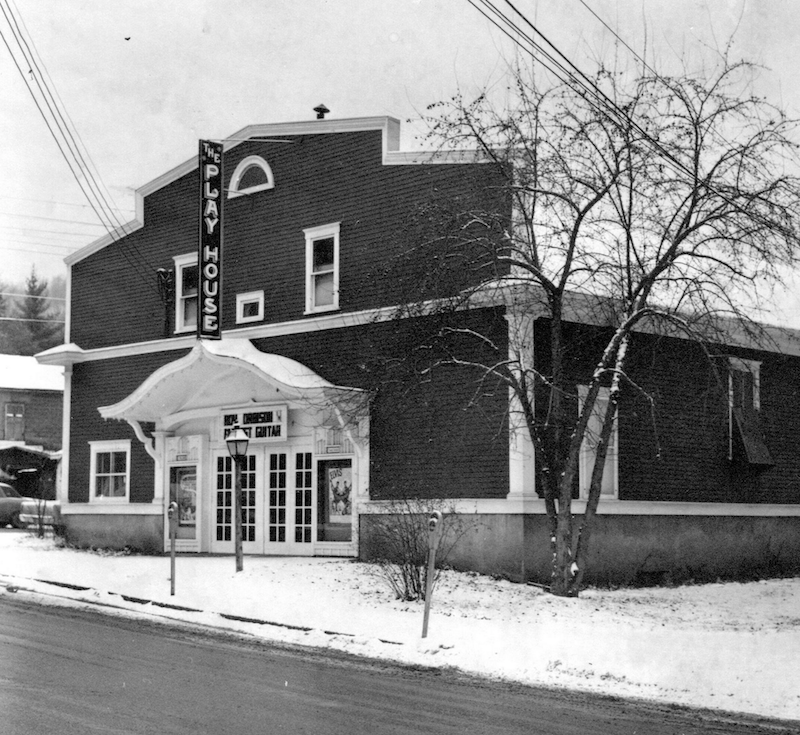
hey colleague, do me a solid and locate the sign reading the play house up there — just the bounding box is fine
[198,140,223,340]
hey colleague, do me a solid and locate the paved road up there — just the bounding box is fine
[0,597,795,735]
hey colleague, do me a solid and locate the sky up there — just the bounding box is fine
[2,0,800,323]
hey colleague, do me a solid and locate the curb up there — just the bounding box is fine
[0,575,403,645]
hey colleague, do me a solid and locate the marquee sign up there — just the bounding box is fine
[222,406,288,442]
[198,140,223,340]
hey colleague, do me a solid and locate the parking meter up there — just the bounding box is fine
[422,511,444,638]
[168,502,178,595]
[428,511,443,550]
[168,501,178,534]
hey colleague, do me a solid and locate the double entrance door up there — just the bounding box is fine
[210,446,315,555]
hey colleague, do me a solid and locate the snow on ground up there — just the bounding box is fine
[1,532,799,723]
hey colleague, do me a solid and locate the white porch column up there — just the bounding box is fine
[506,307,536,499]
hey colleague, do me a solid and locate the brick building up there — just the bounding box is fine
[0,354,62,498]
[36,115,800,584]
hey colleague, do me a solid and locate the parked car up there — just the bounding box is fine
[20,498,62,530]
[0,482,30,528]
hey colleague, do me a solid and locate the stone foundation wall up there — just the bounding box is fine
[360,512,800,587]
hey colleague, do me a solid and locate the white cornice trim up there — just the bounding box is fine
[33,305,407,365]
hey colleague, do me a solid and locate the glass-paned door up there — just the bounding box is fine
[294,452,314,544]
[212,453,260,553]
[263,449,315,555]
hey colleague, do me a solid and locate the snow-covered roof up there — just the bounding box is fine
[98,338,360,426]
[0,354,63,392]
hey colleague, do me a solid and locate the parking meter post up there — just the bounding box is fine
[168,501,178,596]
[422,511,443,639]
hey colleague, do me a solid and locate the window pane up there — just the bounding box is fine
[111,476,127,497]
[182,264,198,295]
[243,300,259,318]
[97,452,111,474]
[312,238,334,270]
[314,272,334,306]
[183,295,198,326]
[239,165,268,190]
[96,475,110,497]
[112,451,127,474]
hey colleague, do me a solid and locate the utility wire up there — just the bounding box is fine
[0,211,108,228]
[469,0,797,241]
[0,291,65,301]
[0,316,65,324]
[0,1,158,293]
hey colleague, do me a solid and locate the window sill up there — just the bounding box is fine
[304,305,340,316]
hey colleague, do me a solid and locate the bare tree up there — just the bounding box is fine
[393,56,800,596]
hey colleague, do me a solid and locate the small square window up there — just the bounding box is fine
[236,290,265,324]
[304,223,340,314]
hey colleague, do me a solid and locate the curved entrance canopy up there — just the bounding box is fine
[98,338,362,430]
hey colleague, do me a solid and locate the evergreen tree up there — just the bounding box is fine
[13,267,63,355]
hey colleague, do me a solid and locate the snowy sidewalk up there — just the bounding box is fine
[1,532,799,722]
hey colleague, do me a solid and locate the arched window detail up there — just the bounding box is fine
[227,155,275,198]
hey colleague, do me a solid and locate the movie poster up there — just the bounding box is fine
[170,466,197,528]
[327,464,352,524]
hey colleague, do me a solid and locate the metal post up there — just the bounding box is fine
[234,456,244,572]
[168,501,178,595]
[422,511,443,638]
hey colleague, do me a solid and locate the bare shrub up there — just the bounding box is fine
[362,497,468,601]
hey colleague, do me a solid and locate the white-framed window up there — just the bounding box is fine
[4,402,24,441]
[173,253,198,334]
[228,155,274,199]
[578,385,619,499]
[727,357,772,465]
[236,290,264,324]
[303,223,340,314]
[89,440,131,501]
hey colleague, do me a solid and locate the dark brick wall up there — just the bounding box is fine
[69,350,189,503]
[0,388,62,450]
[254,307,510,499]
[534,318,800,504]
[69,308,509,504]
[70,130,502,350]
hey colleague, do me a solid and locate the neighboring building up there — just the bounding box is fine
[0,354,63,499]
[36,115,800,584]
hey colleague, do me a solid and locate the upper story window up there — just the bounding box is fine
[236,290,264,324]
[303,223,340,314]
[228,156,274,199]
[89,440,131,502]
[578,385,618,499]
[4,403,24,441]
[728,357,772,466]
[173,253,198,334]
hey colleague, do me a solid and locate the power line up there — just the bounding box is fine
[0,224,106,238]
[0,210,108,228]
[0,193,133,215]
[0,291,65,301]
[0,245,74,257]
[0,1,159,294]
[468,0,796,242]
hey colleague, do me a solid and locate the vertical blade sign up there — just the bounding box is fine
[199,140,223,339]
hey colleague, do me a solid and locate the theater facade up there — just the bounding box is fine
[37,115,800,585]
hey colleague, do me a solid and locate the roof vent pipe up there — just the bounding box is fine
[313,104,330,120]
